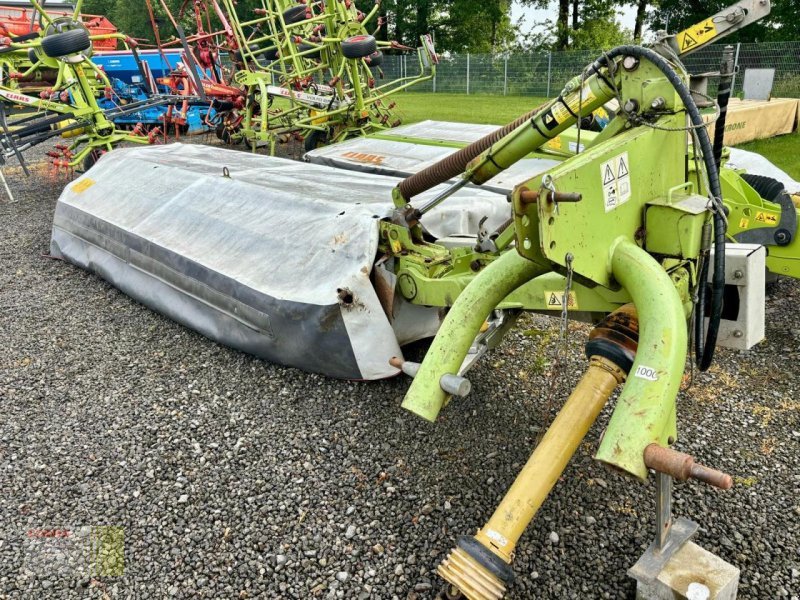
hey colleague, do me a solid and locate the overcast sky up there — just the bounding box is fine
[511,1,642,37]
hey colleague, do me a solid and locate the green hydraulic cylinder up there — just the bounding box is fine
[465,71,617,186]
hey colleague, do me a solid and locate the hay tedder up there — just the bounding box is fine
[48,0,797,597]
[210,0,437,152]
[0,0,211,175]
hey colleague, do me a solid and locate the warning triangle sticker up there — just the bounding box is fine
[603,165,616,185]
[548,293,562,306]
[681,32,697,51]
[617,156,629,178]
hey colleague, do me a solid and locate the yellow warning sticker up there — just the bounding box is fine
[71,178,96,194]
[565,85,596,113]
[676,18,717,53]
[739,218,749,229]
[546,136,563,150]
[755,211,778,225]
[544,291,578,310]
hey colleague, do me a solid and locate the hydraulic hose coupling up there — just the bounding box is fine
[437,306,638,600]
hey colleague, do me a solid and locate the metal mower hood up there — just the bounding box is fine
[50,143,511,380]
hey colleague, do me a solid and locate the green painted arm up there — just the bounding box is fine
[401,250,548,422]
[595,239,687,480]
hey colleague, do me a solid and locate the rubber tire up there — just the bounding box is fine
[341,35,377,59]
[298,43,320,59]
[41,29,91,58]
[303,129,329,152]
[82,149,104,172]
[27,48,39,64]
[366,50,383,67]
[740,173,785,203]
[282,5,308,24]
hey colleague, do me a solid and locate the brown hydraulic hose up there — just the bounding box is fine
[396,102,547,202]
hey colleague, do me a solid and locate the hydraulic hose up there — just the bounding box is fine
[712,46,736,170]
[396,102,546,201]
[593,45,725,371]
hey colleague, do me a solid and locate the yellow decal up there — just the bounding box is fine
[676,18,717,53]
[755,211,778,225]
[565,85,596,113]
[544,290,578,310]
[546,136,563,150]
[738,218,749,229]
[71,178,96,194]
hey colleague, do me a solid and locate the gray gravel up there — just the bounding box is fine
[0,141,798,599]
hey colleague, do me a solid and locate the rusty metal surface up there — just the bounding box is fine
[644,444,733,490]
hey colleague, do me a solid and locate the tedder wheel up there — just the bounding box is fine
[282,5,308,24]
[341,35,377,59]
[366,50,383,67]
[41,29,91,59]
[740,173,786,203]
[298,43,321,59]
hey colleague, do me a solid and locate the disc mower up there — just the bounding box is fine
[49,0,790,598]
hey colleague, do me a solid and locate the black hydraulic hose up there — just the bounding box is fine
[593,45,725,371]
[712,46,736,171]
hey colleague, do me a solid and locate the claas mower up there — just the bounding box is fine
[49,0,794,597]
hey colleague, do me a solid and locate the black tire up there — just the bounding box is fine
[82,148,104,172]
[41,29,91,59]
[366,50,383,67]
[740,173,785,203]
[27,48,39,64]
[341,35,377,59]
[303,129,329,152]
[298,43,320,59]
[282,5,308,24]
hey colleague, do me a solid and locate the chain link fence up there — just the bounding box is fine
[381,42,800,98]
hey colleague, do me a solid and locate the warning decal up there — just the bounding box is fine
[676,18,717,53]
[600,152,631,212]
[544,291,579,310]
[71,178,96,194]
[755,211,778,225]
[542,109,560,131]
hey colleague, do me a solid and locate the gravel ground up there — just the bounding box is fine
[0,139,798,599]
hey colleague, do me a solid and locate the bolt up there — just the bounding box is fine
[733,330,743,338]
[733,269,744,279]
[650,97,666,110]
[622,56,639,71]
[623,99,639,114]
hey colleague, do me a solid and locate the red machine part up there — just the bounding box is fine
[0,6,120,51]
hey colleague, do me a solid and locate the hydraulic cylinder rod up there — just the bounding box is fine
[401,250,548,422]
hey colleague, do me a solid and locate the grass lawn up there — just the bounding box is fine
[736,134,800,180]
[394,92,800,180]
[394,92,547,125]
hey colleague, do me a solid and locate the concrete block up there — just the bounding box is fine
[634,541,740,600]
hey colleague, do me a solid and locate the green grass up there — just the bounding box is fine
[393,92,800,179]
[736,134,800,180]
[394,92,547,126]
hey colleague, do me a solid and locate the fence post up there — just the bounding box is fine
[466,53,470,95]
[730,42,742,96]
[546,51,552,98]
[504,56,508,96]
[433,67,437,93]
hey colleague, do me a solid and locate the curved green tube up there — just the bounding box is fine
[402,250,547,422]
[595,239,687,480]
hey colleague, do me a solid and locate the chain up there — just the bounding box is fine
[539,253,575,436]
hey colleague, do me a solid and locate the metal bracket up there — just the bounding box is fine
[627,472,699,584]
